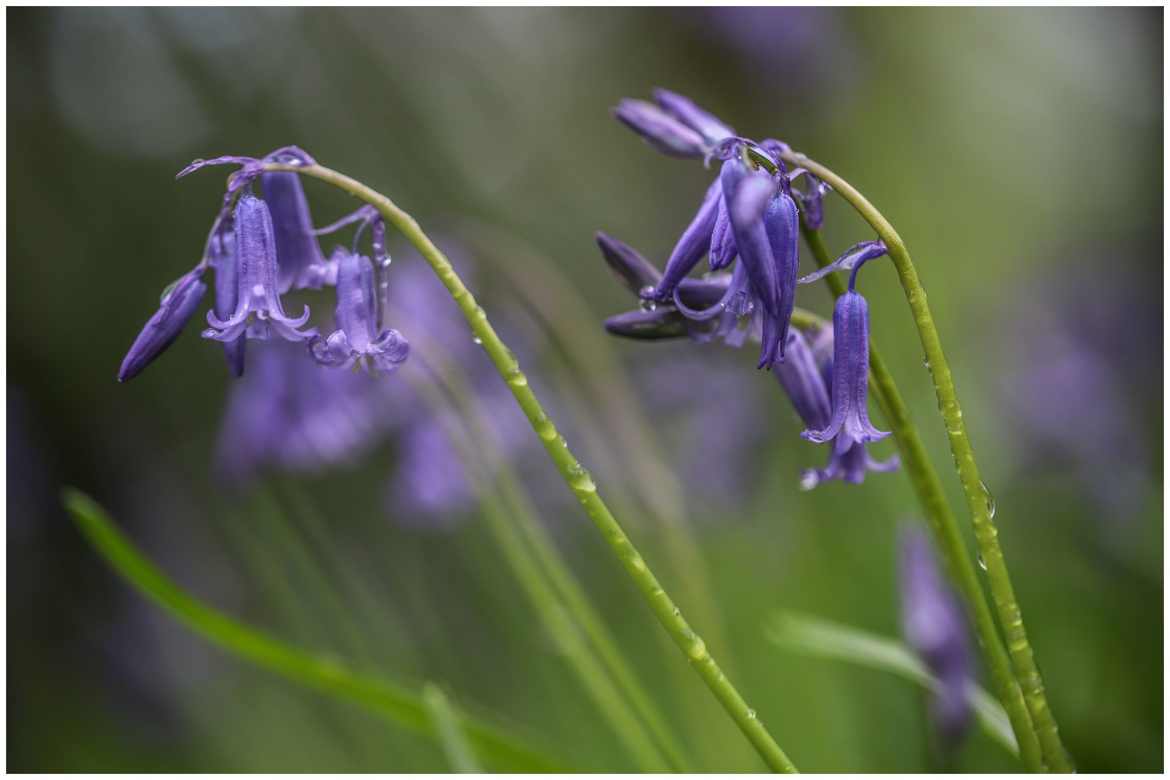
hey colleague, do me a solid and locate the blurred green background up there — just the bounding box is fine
[7,7,1163,772]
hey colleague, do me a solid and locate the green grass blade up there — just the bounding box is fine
[423,683,483,772]
[765,611,1018,757]
[63,487,566,772]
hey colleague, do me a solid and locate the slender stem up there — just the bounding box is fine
[787,150,1069,772]
[272,161,798,773]
[410,332,691,771]
[459,221,737,677]
[800,228,1043,770]
[422,683,484,773]
[404,358,670,771]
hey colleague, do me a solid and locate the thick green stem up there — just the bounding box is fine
[800,228,1043,770]
[273,162,797,773]
[786,150,1069,771]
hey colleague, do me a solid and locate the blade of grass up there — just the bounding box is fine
[64,487,568,773]
[765,611,1017,757]
[423,683,483,773]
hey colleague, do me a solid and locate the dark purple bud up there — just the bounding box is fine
[203,195,316,344]
[613,99,707,158]
[652,88,735,144]
[604,308,692,341]
[649,177,722,300]
[899,527,974,748]
[260,171,327,293]
[117,268,207,382]
[310,251,409,373]
[210,228,246,377]
[802,290,889,450]
[708,193,737,270]
[595,232,662,295]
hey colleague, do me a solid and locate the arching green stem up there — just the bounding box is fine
[799,228,1042,771]
[783,150,1069,772]
[268,162,798,773]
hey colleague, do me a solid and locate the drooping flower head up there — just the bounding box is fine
[203,194,316,344]
[771,329,898,488]
[899,527,975,748]
[720,151,800,368]
[310,250,409,373]
[801,289,888,451]
[117,268,207,382]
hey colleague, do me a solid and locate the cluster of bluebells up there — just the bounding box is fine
[899,527,975,749]
[117,145,408,385]
[603,90,896,488]
[116,146,500,523]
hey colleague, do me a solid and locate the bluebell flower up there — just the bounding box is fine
[310,250,409,373]
[899,527,975,748]
[208,226,246,377]
[721,155,799,368]
[260,170,329,292]
[771,329,899,488]
[613,99,708,158]
[801,289,889,450]
[117,267,207,382]
[597,233,756,345]
[203,194,317,344]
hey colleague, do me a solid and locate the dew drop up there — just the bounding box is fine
[977,554,988,571]
[472,335,483,345]
[672,607,681,617]
[536,419,556,442]
[568,464,596,493]
[687,637,708,661]
[639,298,657,312]
[746,708,757,720]
[507,372,528,388]
[980,480,997,519]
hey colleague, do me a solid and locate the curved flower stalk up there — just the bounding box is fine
[603,89,1067,771]
[256,158,798,773]
[776,148,1071,773]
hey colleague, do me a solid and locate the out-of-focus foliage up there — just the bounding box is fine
[8,7,1162,772]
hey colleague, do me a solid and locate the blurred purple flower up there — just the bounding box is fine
[998,262,1156,520]
[215,342,391,483]
[117,267,207,382]
[899,527,974,748]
